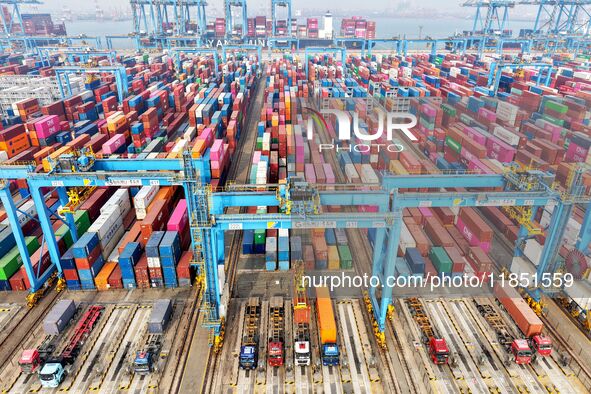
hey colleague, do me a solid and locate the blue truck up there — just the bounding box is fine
[239,297,261,370]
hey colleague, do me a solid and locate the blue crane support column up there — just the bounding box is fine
[56,187,78,244]
[576,202,591,255]
[0,185,53,291]
[28,181,63,280]
[374,205,403,331]
[214,228,225,265]
[369,206,387,324]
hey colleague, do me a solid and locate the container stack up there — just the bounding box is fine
[160,231,182,287]
[72,232,104,290]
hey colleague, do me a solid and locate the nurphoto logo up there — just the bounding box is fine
[304,107,417,153]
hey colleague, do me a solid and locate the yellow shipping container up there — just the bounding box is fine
[328,245,340,270]
[389,160,408,175]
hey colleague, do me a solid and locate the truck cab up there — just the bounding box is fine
[428,337,450,365]
[530,335,552,357]
[133,351,157,375]
[511,339,533,364]
[294,341,311,366]
[39,361,66,388]
[321,343,339,366]
[268,341,284,367]
[19,349,42,374]
[239,345,258,369]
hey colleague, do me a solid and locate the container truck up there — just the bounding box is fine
[19,300,77,374]
[494,284,552,360]
[39,305,104,388]
[293,260,311,366]
[132,299,172,375]
[406,298,450,365]
[132,334,163,374]
[315,287,339,366]
[239,297,261,370]
[268,296,285,367]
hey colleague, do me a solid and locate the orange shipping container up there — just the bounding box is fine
[494,283,544,337]
[95,262,118,291]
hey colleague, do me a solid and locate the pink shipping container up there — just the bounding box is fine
[305,163,317,183]
[323,163,335,184]
[34,115,61,138]
[486,136,516,162]
[210,139,224,160]
[167,199,188,232]
[102,134,126,154]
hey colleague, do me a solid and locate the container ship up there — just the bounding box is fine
[203,12,375,49]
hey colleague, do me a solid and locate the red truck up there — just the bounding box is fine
[268,297,285,367]
[428,337,450,365]
[495,284,552,363]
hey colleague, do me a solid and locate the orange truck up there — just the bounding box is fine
[315,287,339,366]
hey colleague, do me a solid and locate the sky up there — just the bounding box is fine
[29,0,472,14]
[31,0,542,21]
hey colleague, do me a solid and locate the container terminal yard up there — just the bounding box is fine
[0,0,591,393]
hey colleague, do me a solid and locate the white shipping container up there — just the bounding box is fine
[88,209,122,239]
[1,199,37,227]
[493,126,520,147]
[100,224,124,260]
[218,265,226,292]
[136,208,147,220]
[107,231,128,263]
[134,185,159,209]
[399,222,416,254]
[101,189,131,216]
[147,257,161,268]
[279,228,289,238]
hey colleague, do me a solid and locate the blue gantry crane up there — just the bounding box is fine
[225,0,248,41]
[463,0,517,34]
[54,66,129,102]
[0,152,590,345]
[169,47,219,74]
[525,0,591,35]
[271,0,292,37]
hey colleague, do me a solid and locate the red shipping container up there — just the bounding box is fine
[140,199,171,244]
[108,265,122,289]
[9,270,27,291]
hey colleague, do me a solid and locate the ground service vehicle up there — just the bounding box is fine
[293,260,311,366]
[239,297,261,370]
[315,287,339,366]
[39,305,104,388]
[406,298,450,365]
[133,334,163,375]
[268,297,285,367]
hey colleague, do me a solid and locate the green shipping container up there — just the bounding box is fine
[338,245,353,270]
[74,210,91,233]
[544,100,568,114]
[0,236,40,280]
[441,104,456,117]
[429,247,453,274]
[542,114,565,127]
[445,136,462,154]
[254,230,266,245]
